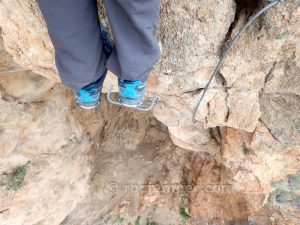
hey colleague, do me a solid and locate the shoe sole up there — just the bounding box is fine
[77,101,100,110]
[119,97,144,108]
[120,103,140,108]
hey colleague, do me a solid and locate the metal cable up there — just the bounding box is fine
[192,0,281,123]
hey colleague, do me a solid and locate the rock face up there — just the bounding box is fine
[0,0,300,224]
[1,72,299,225]
[0,72,90,225]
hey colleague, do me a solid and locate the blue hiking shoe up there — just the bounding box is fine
[107,79,160,111]
[118,79,146,107]
[76,74,106,109]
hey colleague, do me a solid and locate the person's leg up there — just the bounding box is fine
[37,0,107,89]
[104,0,161,82]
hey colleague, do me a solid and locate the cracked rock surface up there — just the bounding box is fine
[0,0,300,224]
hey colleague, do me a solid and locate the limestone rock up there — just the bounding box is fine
[216,0,300,133]
[0,68,299,225]
[0,1,58,82]
[154,0,236,94]
[260,55,300,146]
[0,0,300,224]
[0,71,54,102]
[0,73,90,225]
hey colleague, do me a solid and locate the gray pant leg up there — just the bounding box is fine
[38,0,107,89]
[104,0,161,82]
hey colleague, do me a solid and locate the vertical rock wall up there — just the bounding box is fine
[0,0,300,224]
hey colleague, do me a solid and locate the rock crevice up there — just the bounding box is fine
[0,0,299,224]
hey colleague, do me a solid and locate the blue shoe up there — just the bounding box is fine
[76,74,106,109]
[118,79,147,107]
